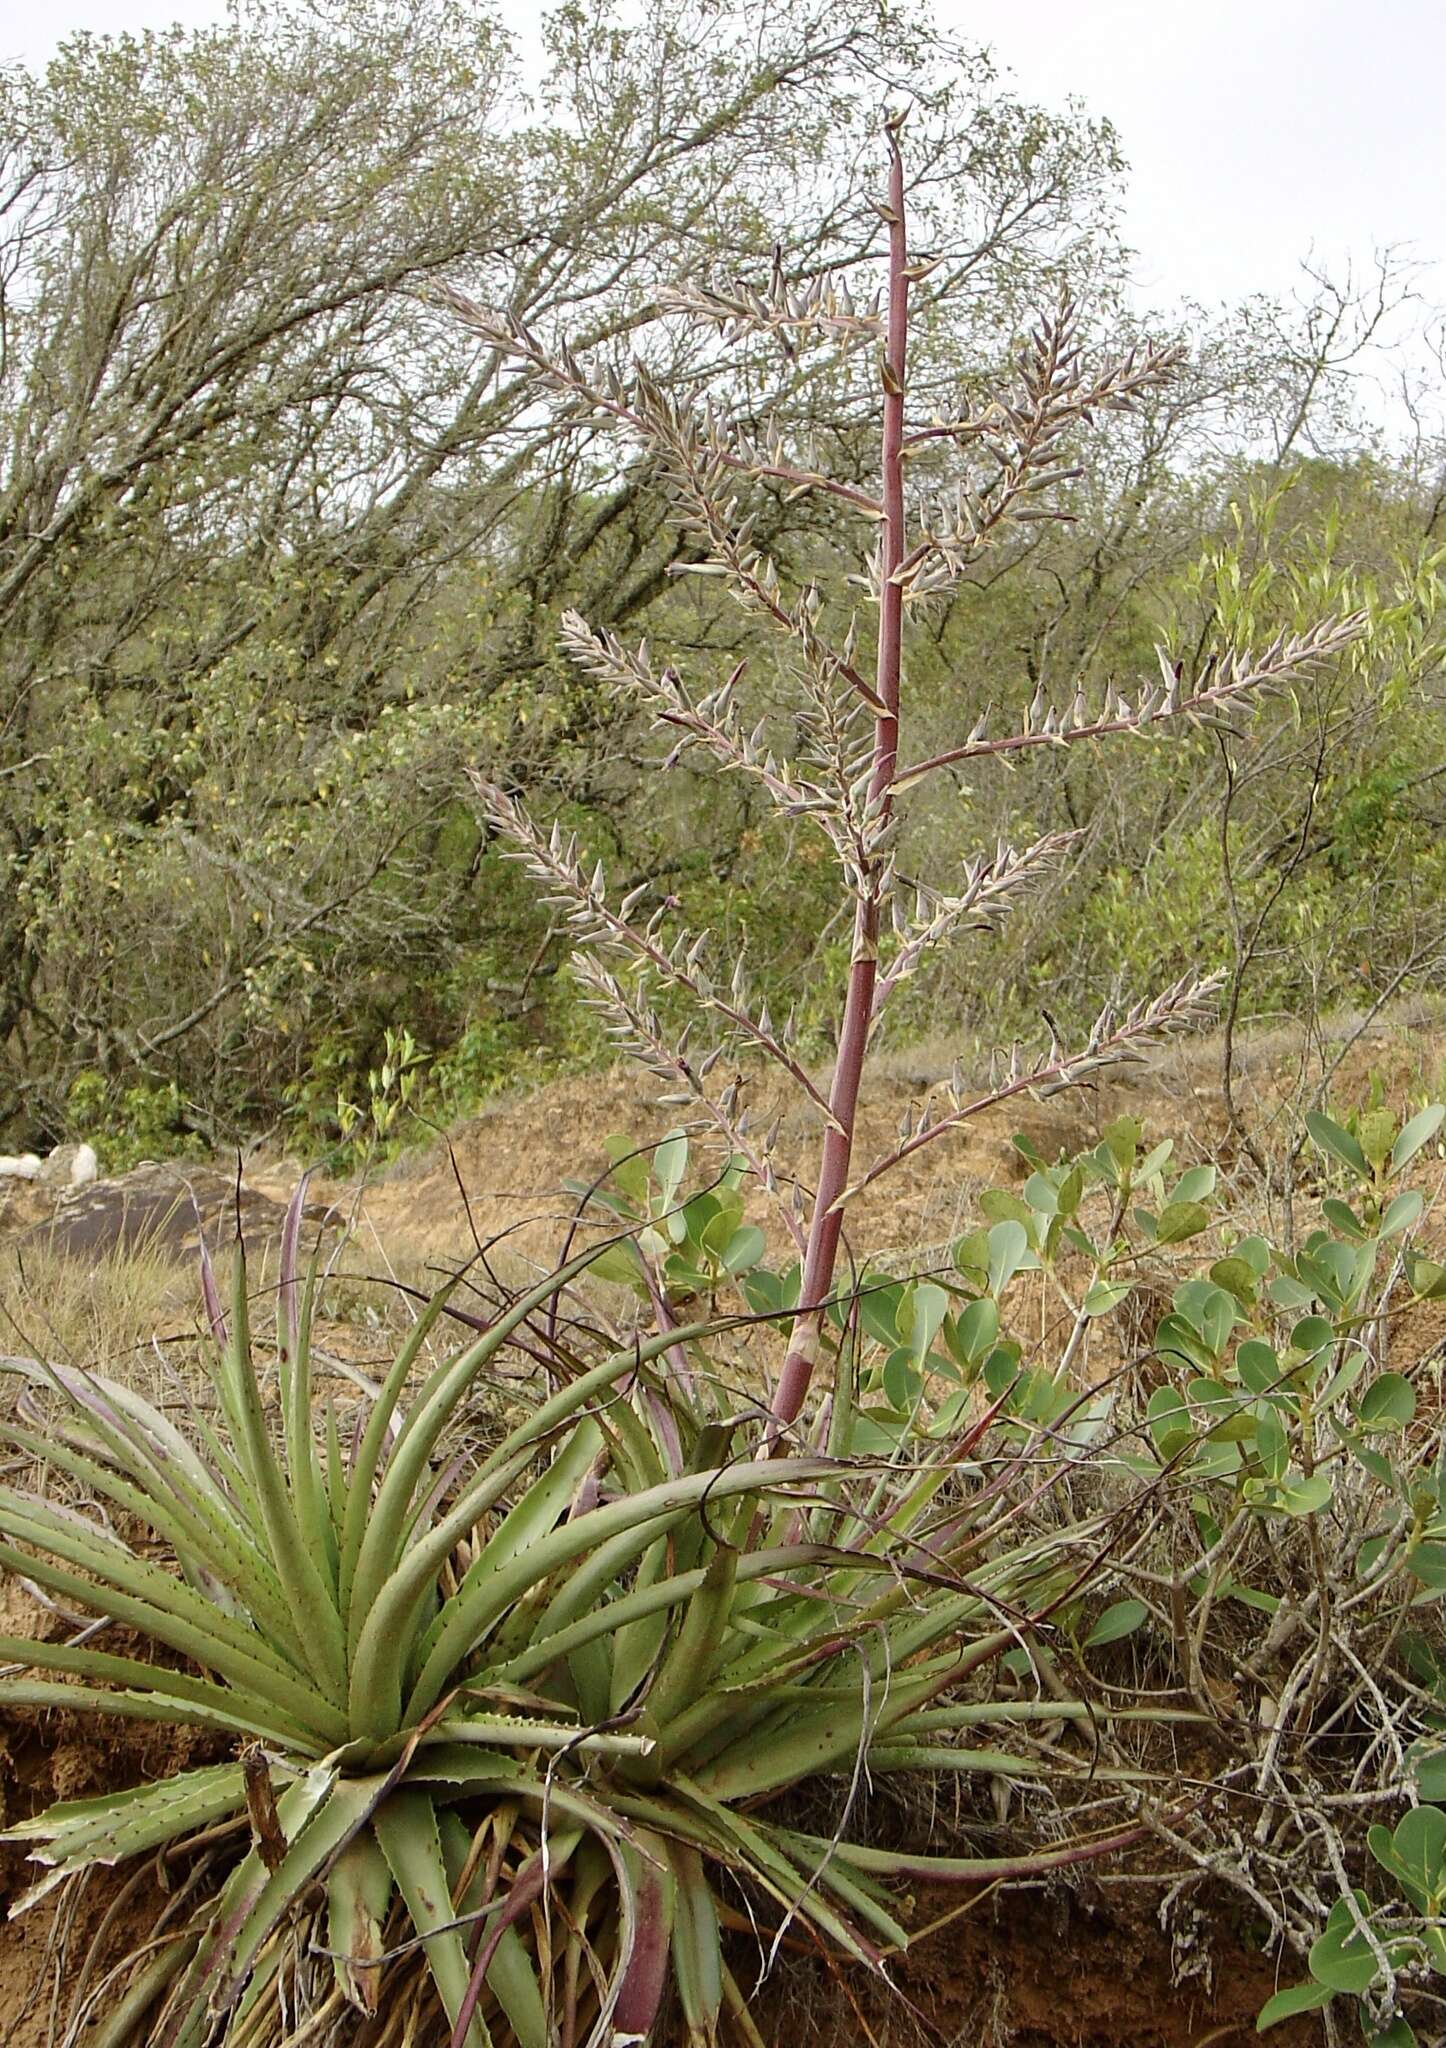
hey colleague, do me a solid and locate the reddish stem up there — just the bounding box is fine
[771,117,909,1432]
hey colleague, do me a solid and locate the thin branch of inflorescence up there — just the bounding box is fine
[893,615,1370,792]
[472,776,836,1125]
[892,287,1186,603]
[450,109,1366,1435]
[833,973,1225,1209]
[438,284,884,517]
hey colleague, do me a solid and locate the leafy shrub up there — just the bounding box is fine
[64,1069,209,1172]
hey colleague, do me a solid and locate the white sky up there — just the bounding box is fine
[6,0,1443,323]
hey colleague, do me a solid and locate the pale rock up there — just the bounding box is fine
[38,1143,95,1188]
[0,1153,42,1180]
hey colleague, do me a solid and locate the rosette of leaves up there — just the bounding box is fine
[0,1184,1134,2048]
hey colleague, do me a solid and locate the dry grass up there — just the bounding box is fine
[0,1236,200,1387]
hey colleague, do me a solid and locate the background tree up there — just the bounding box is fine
[0,0,1127,1151]
[0,0,1441,1166]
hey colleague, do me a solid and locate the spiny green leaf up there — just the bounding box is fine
[3,1764,247,1879]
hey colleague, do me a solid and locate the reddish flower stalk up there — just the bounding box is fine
[770,114,910,1433]
[456,113,1347,1443]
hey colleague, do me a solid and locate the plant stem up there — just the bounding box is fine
[771,115,908,1431]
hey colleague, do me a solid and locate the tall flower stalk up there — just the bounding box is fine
[450,111,1365,1435]
[771,114,911,1431]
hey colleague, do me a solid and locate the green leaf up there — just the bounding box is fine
[1407,1739,1446,1802]
[667,1841,723,2038]
[1083,1599,1149,1648]
[1136,1137,1174,1183]
[979,1190,1034,1233]
[1235,1235,1273,1275]
[1289,1314,1335,1360]
[1253,1404,1288,1482]
[1023,1171,1059,1216]
[1083,1278,1131,1317]
[1305,1111,1370,1180]
[2,1763,247,1882]
[1155,1200,1210,1246]
[1407,1252,1446,1301]
[1188,1379,1257,1443]
[1342,1431,1399,1487]
[1381,1189,1424,1237]
[1147,1386,1193,1461]
[1208,1257,1258,1307]
[857,1273,905,1351]
[1172,1164,1217,1204]
[653,1130,689,1210]
[1321,1197,1368,1240]
[1277,1472,1333,1518]
[1368,1804,1446,1910]
[1315,1349,1367,1406]
[720,1224,766,1276]
[374,1790,500,2048]
[1391,1104,1445,1174]
[327,1830,393,2016]
[1225,1581,1280,1615]
[881,1350,922,1413]
[1256,1980,1331,2030]
[980,1343,1019,1394]
[1366,2022,1417,2048]
[1237,1339,1281,1394]
[1155,1313,1215,1374]
[1358,1374,1416,1433]
[1308,1892,1386,1993]
[1359,1108,1397,1171]
[1407,1540,1446,1591]
[901,1282,950,1365]
[586,1234,647,1283]
[953,1296,999,1364]
[987,1219,1030,1296]
[604,1136,650,1207]
[1101,1118,1143,1171]
[740,1267,785,1315]
[951,1229,990,1285]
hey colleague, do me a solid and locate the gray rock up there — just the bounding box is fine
[10,1161,333,1264]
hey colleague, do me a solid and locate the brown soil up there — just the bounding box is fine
[0,1833,1325,2048]
[0,1687,218,2048]
[762,1881,1327,2046]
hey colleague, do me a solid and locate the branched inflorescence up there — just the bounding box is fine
[452,114,1369,1432]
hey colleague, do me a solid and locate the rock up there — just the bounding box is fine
[0,1177,54,1234]
[0,1154,42,1180]
[37,1142,98,1188]
[5,1160,334,1265]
